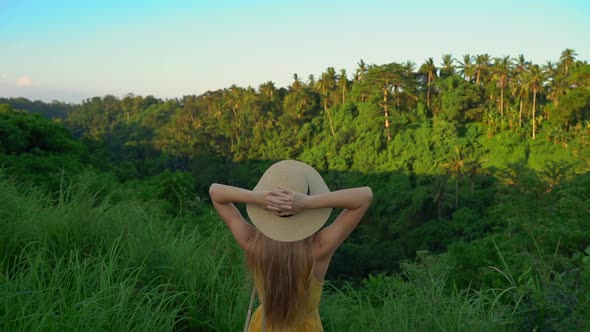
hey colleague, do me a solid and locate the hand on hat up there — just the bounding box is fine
[264,186,307,217]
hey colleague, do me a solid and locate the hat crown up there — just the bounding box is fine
[247,160,332,242]
[255,160,310,194]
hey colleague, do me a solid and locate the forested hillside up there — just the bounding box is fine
[1,49,589,330]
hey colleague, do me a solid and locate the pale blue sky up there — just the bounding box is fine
[1,0,589,102]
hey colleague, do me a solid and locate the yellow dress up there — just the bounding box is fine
[247,276,324,331]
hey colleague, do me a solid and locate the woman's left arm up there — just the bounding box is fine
[209,183,267,249]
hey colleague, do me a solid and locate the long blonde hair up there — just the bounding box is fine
[246,229,315,330]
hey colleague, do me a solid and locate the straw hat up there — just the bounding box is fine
[246,160,332,242]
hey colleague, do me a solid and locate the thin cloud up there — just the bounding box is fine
[16,75,33,87]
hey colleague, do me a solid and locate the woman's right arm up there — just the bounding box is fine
[312,187,373,259]
[303,187,373,210]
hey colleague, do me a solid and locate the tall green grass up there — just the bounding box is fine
[0,171,251,331]
[1,170,584,331]
[320,255,518,331]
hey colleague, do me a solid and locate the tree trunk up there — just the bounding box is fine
[500,85,504,117]
[383,88,391,141]
[532,91,537,140]
[455,177,459,210]
[427,75,431,107]
[519,98,523,127]
[324,101,335,137]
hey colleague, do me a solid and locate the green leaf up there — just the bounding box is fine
[586,246,590,256]
[583,256,590,265]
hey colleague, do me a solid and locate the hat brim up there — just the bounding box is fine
[246,160,332,242]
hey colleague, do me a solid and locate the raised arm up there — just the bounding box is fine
[209,184,268,249]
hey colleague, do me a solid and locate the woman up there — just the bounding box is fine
[209,160,373,331]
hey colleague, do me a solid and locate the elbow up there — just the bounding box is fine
[209,183,219,200]
[361,186,373,205]
[365,186,373,203]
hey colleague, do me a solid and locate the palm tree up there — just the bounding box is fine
[430,174,452,221]
[440,54,455,78]
[510,71,528,128]
[544,60,556,76]
[259,81,277,100]
[419,58,437,107]
[441,145,466,209]
[355,60,369,102]
[514,54,530,74]
[364,63,406,141]
[463,156,485,195]
[315,68,337,136]
[399,61,418,111]
[511,55,530,128]
[559,48,577,77]
[224,85,242,118]
[284,85,316,121]
[355,59,368,82]
[403,61,416,75]
[544,61,566,107]
[338,69,348,104]
[223,85,246,148]
[307,74,316,87]
[492,56,512,117]
[458,54,475,82]
[289,73,303,92]
[325,67,337,85]
[475,54,491,85]
[526,65,546,140]
[102,94,119,120]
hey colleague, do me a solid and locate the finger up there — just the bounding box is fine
[266,205,281,212]
[269,191,292,202]
[272,186,285,194]
[266,196,290,206]
[268,190,283,197]
[278,186,292,194]
[274,186,289,193]
[268,208,293,217]
[268,191,289,200]
[265,197,281,206]
[272,192,290,200]
[269,203,292,211]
